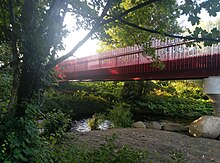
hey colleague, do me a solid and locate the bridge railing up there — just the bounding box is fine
[58,38,220,73]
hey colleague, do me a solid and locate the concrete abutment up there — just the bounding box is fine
[203,76,220,117]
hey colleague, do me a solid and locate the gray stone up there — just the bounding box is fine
[146,121,162,130]
[189,116,220,139]
[162,123,188,132]
[132,121,146,128]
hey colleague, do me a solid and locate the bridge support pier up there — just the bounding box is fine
[203,77,220,117]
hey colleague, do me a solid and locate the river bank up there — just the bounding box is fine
[67,128,220,163]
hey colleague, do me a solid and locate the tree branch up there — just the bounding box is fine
[49,0,163,67]
[47,0,115,68]
[101,0,163,25]
[118,19,220,42]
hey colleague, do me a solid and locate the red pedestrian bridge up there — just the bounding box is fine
[57,39,220,81]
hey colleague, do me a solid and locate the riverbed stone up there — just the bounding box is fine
[189,116,220,139]
[132,121,146,128]
[146,121,162,130]
[162,123,188,132]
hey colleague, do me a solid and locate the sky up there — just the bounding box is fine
[58,7,220,59]
[58,13,99,59]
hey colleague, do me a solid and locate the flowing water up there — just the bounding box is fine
[71,119,112,132]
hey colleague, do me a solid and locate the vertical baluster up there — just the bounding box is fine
[172,46,174,60]
[168,47,170,60]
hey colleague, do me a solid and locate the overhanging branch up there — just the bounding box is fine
[118,19,220,42]
[101,0,163,25]
[48,0,115,68]
[49,0,163,68]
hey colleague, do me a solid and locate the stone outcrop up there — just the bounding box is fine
[146,121,162,130]
[162,123,188,132]
[189,116,220,139]
[132,121,146,128]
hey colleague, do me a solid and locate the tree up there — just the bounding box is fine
[98,0,181,51]
[0,0,220,161]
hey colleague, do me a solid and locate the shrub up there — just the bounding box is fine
[107,103,134,128]
[0,104,52,162]
[42,90,110,119]
[137,95,212,117]
[43,110,71,143]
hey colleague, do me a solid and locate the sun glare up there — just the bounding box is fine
[59,13,99,59]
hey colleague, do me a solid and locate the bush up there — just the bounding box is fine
[107,103,134,128]
[137,95,212,117]
[42,90,110,119]
[0,104,52,162]
[43,110,71,143]
[57,82,122,102]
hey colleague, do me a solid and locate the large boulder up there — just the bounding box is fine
[162,123,188,132]
[132,121,146,128]
[146,121,162,130]
[189,116,220,139]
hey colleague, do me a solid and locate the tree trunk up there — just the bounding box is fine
[7,0,20,114]
[16,52,45,117]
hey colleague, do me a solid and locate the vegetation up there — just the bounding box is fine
[42,110,71,144]
[108,103,134,128]
[0,0,219,162]
[135,81,212,117]
[42,89,110,120]
[51,134,149,162]
[43,80,212,121]
[51,134,187,163]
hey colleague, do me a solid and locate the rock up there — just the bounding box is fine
[132,121,146,128]
[146,121,162,130]
[189,116,220,139]
[162,123,188,132]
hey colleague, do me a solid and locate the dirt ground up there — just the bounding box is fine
[69,128,220,163]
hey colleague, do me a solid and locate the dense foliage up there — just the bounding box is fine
[42,88,111,119]
[43,80,212,122]
[135,81,212,117]
[108,103,134,128]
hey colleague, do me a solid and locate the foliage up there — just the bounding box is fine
[98,0,181,52]
[0,70,12,111]
[138,94,212,117]
[107,103,134,128]
[169,150,187,163]
[135,80,212,117]
[1,0,219,161]
[43,89,110,119]
[51,133,188,163]
[42,110,71,144]
[58,82,123,102]
[121,81,144,101]
[47,80,212,120]
[51,134,148,163]
[0,104,52,162]
[180,1,220,46]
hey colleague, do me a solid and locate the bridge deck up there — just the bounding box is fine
[57,39,220,81]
